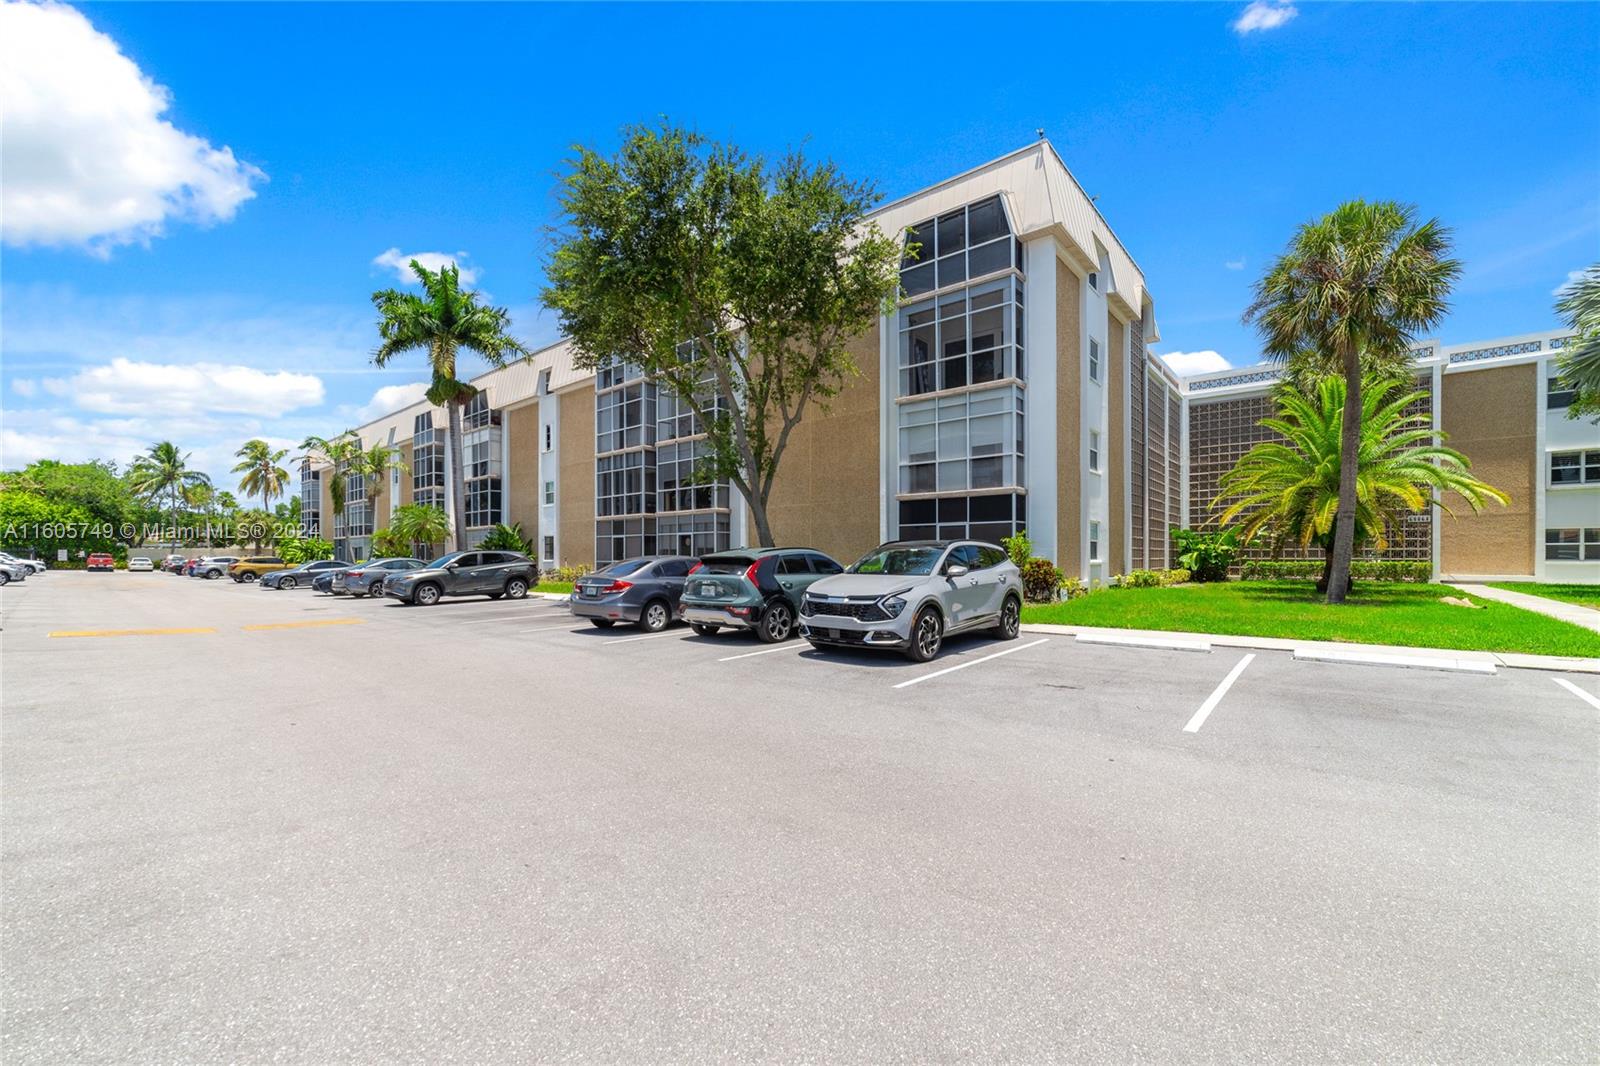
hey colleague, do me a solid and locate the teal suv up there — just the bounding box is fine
[677,547,844,642]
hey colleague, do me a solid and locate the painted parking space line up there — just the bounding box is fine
[1183,653,1255,734]
[49,627,217,638]
[718,643,806,662]
[454,613,570,627]
[892,638,1049,690]
[242,618,364,631]
[1553,677,1600,711]
[603,631,687,646]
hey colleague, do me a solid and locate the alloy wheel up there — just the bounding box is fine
[913,609,942,661]
[1000,597,1020,639]
[506,578,528,599]
[761,602,793,643]
[415,584,440,606]
[280,577,296,591]
[643,601,669,632]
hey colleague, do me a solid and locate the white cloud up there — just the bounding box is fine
[11,378,37,397]
[1232,0,1297,34]
[52,358,324,418]
[0,0,265,253]
[1159,350,1233,376]
[1225,258,1246,271]
[354,382,430,424]
[373,248,480,285]
[1553,268,1588,297]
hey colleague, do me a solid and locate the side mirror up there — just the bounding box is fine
[946,564,969,579]
[445,562,459,571]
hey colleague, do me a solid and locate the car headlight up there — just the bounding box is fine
[799,593,814,617]
[880,588,912,618]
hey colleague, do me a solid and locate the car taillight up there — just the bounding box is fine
[687,562,703,575]
[600,579,633,594]
[348,570,363,577]
[744,559,762,585]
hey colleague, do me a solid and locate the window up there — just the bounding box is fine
[543,424,552,452]
[900,196,1019,298]
[597,451,655,517]
[1550,450,1600,486]
[1545,528,1600,561]
[975,545,1007,569]
[1088,271,1098,291]
[897,276,1025,396]
[595,379,657,454]
[1089,338,1100,383]
[779,554,810,575]
[1089,521,1101,563]
[463,392,501,430]
[806,553,844,575]
[656,558,692,577]
[898,493,1026,544]
[544,480,555,505]
[898,386,1025,494]
[542,536,554,560]
[1548,366,1576,410]
[1089,430,1101,473]
[463,480,502,529]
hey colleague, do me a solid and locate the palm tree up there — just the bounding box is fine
[1244,201,1460,603]
[390,503,450,559]
[300,434,361,532]
[355,441,409,526]
[1215,375,1506,592]
[127,442,210,552]
[232,439,291,512]
[372,260,531,550]
[1554,263,1600,418]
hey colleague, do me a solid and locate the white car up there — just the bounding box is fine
[126,556,154,572]
[0,552,45,575]
[0,561,27,585]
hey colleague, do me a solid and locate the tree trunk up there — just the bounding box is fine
[1326,352,1362,604]
[747,487,776,548]
[446,398,468,552]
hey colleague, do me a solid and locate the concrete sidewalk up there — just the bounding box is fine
[1020,622,1600,674]
[1450,582,1600,635]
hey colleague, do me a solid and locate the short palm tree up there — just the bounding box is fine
[128,442,210,552]
[372,260,531,550]
[232,439,290,513]
[1215,375,1507,592]
[300,434,361,530]
[390,503,450,559]
[355,441,408,525]
[1554,262,1600,418]
[1245,200,1460,603]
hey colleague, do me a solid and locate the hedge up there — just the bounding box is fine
[1238,559,1432,583]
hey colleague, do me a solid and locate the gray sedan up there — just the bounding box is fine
[570,556,696,631]
[334,558,425,597]
[260,559,348,590]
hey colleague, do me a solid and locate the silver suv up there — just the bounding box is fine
[799,540,1021,662]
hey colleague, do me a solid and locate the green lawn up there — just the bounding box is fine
[1486,582,1600,610]
[535,581,574,595]
[1020,580,1600,658]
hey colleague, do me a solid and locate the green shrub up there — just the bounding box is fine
[478,522,534,554]
[1170,527,1241,583]
[1060,575,1087,600]
[544,563,592,584]
[1238,559,1432,583]
[1020,557,1062,603]
[1115,568,1190,589]
[1000,529,1032,570]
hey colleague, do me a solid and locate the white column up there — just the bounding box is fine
[1023,237,1058,562]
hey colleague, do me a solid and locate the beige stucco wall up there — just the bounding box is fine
[559,386,596,568]
[1107,313,1126,575]
[1440,363,1536,576]
[504,401,540,544]
[1056,260,1082,571]
[758,323,883,563]
[397,441,414,508]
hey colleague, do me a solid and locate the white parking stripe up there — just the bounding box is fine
[603,631,683,645]
[1183,653,1255,734]
[892,638,1049,690]
[717,643,805,662]
[1553,677,1600,711]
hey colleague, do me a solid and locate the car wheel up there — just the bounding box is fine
[505,578,529,600]
[0,572,9,586]
[690,623,720,637]
[906,606,943,662]
[206,571,220,580]
[757,600,794,643]
[243,572,258,583]
[590,619,615,629]
[994,594,1021,641]
[640,599,670,633]
[414,583,442,607]
[280,576,297,591]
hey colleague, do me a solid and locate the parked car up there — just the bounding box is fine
[335,558,425,597]
[677,547,843,643]
[312,569,342,595]
[0,560,27,585]
[191,556,241,579]
[799,540,1021,662]
[260,559,347,590]
[86,553,116,572]
[382,550,536,606]
[126,556,154,572]
[0,552,46,575]
[570,555,696,631]
[229,557,290,583]
[161,555,187,573]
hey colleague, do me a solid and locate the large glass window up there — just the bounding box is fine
[1545,528,1600,561]
[898,386,1024,495]
[464,479,502,529]
[596,518,656,565]
[898,493,1025,545]
[597,450,655,518]
[412,412,445,510]
[898,277,1023,396]
[901,196,1018,298]
[299,462,321,536]
[463,391,501,430]
[596,381,657,454]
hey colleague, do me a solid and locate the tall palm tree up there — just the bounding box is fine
[355,441,409,526]
[1244,201,1460,603]
[232,439,290,512]
[372,260,530,550]
[390,503,451,559]
[1215,375,1506,592]
[127,442,210,552]
[300,434,361,532]
[1554,262,1600,418]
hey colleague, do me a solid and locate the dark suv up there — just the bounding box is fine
[570,556,696,631]
[677,547,844,642]
[382,550,537,606]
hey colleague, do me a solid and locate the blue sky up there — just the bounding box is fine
[2,0,1597,487]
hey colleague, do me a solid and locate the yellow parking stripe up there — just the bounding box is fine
[49,627,217,638]
[242,618,364,631]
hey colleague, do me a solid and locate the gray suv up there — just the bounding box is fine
[382,550,536,606]
[570,556,696,631]
[799,541,1021,662]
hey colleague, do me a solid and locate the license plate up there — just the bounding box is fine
[826,628,840,639]
[698,583,717,597]
[582,587,598,598]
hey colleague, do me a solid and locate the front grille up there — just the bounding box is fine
[806,626,870,644]
[806,599,889,622]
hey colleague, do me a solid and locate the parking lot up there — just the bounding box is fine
[3,572,1598,1062]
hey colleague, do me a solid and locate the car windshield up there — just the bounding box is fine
[424,553,460,569]
[849,546,942,576]
[597,559,651,577]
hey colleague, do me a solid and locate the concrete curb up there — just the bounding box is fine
[1075,633,1211,653]
[1291,649,1498,675]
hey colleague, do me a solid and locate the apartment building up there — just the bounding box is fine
[305,141,1596,585]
